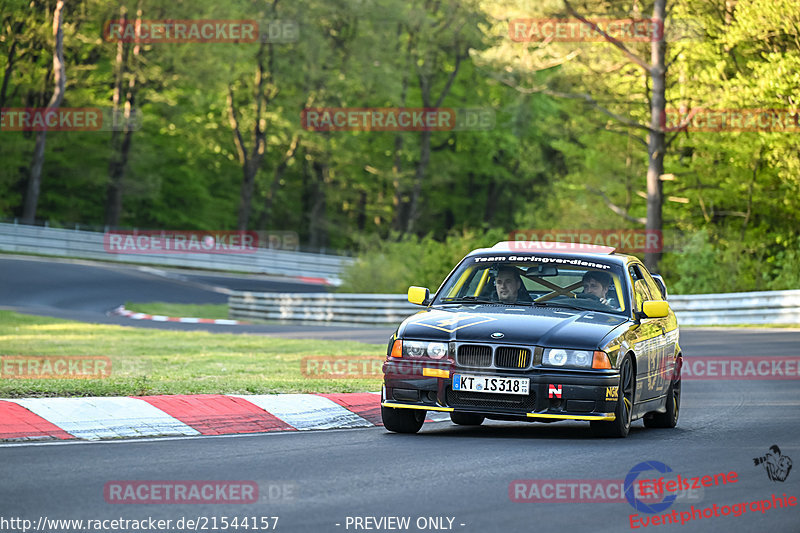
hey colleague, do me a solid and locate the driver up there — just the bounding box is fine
[495,266,532,304]
[581,271,613,305]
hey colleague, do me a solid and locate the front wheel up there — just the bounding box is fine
[381,405,425,434]
[591,354,634,438]
[644,379,680,428]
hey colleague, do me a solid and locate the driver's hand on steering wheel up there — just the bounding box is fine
[578,291,611,306]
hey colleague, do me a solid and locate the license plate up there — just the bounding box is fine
[452,374,529,395]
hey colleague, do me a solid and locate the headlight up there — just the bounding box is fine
[402,340,449,359]
[427,342,448,359]
[543,348,595,368]
[546,349,568,366]
[403,341,427,357]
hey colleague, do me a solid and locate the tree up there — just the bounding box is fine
[396,0,488,234]
[105,2,142,227]
[21,0,64,224]
[559,0,667,271]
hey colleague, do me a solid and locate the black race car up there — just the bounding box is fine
[381,241,682,438]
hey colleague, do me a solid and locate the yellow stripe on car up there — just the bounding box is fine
[527,413,616,421]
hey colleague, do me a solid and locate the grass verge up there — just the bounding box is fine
[124,301,229,320]
[0,310,384,398]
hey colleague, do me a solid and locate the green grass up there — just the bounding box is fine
[124,301,229,320]
[0,311,384,398]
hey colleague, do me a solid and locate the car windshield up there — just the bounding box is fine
[434,255,629,314]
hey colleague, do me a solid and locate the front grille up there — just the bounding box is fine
[446,388,536,411]
[495,347,531,369]
[457,344,492,368]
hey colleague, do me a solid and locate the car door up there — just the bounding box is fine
[628,263,666,401]
[641,266,677,396]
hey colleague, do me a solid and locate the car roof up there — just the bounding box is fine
[465,241,637,267]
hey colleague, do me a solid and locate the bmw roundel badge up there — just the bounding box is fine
[491,332,504,339]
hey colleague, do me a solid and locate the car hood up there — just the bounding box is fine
[398,305,628,350]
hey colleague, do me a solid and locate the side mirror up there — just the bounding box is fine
[641,300,669,319]
[408,286,430,306]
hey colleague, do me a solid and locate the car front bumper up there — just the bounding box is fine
[382,359,620,421]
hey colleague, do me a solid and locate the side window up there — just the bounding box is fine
[640,267,665,301]
[462,269,487,296]
[629,265,653,311]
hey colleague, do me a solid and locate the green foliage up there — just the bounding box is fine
[338,229,507,293]
[0,0,798,294]
[662,230,800,294]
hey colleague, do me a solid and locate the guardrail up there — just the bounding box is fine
[229,293,417,326]
[668,290,800,326]
[0,222,352,284]
[228,290,800,326]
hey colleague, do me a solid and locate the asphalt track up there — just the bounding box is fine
[2,367,799,533]
[2,257,800,532]
[0,256,392,342]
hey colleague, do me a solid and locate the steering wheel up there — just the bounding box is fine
[576,292,601,301]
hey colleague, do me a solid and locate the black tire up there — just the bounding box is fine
[591,354,634,438]
[450,412,485,426]
[644,378,680,428]
[381,405,425,434]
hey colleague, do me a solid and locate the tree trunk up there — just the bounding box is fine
[405,47,465,234]
[356,189,367,231]
[106,5,141,227]
[645,0,667,272]
[391,132,408,232]
[238,159,259,230]
[406,128,431,233]
[230,35,274,231]
[308,161,328,249]
[22,0,65,224]
[0,21,24,110]
[484,177,498,223]
[258,134,299,230]
[391,24,412,233]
